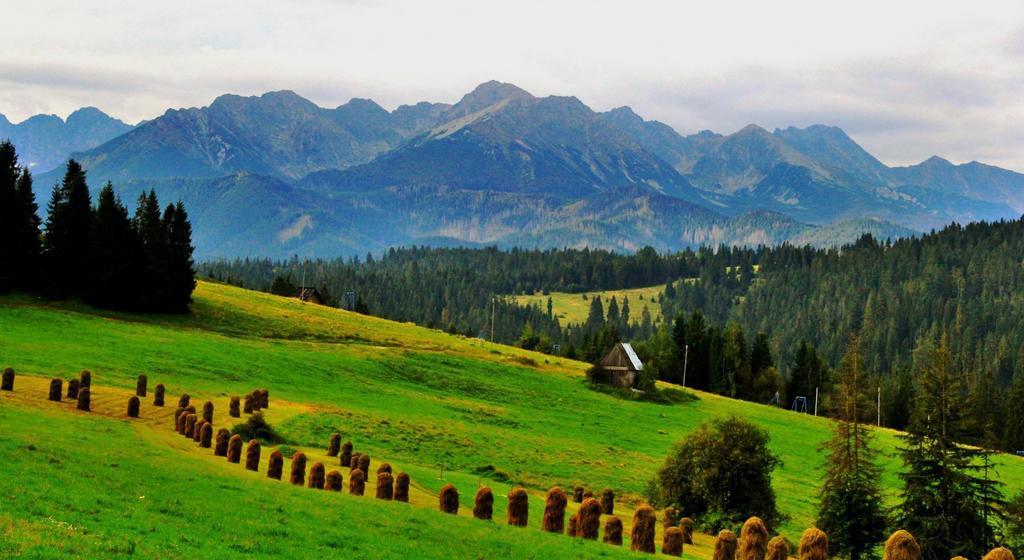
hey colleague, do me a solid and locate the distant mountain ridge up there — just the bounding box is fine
[0,107,132,172]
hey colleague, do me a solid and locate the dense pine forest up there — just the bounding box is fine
[203,218,1024,454]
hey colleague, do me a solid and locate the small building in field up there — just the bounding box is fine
[596,343,644,388]
[296,287,323,305]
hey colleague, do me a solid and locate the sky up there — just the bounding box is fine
[1,0,1023,170]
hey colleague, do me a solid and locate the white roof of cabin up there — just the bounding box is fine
[621,343,643,371]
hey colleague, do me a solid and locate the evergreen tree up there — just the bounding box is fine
[1004,370,1024,453]
[750,332,774,377]
[0,141,40,291]
[606,296,620,324]
[586,295,605,330]
[896,341,1004,560]
[621,295,631,326]
[165,201,196,311]
[87,183,138,308]
[817,335,887,560]
[787,340,829,407]
[42,160,92,297]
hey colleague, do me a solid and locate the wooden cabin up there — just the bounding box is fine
[596,343,644,388]
[296,287,323,305]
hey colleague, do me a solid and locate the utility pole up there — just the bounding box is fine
[490,297,496,343]
[814,386,819,416]
[682,344,689,388]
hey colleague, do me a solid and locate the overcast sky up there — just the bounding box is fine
[2,0,1022,170]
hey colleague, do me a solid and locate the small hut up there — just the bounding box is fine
[596,343,644,388]
[296,287,323,305]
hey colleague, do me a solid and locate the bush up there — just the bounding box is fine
[1006,490,1024,553]
[473,487,494,520]
[647,416,782,528]
[230,413,283,443]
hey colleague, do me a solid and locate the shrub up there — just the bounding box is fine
[153,383,164,406]
[184,414,197,438]
[1,367,13,391]
[376,472,394,500]
[230,413,282,443]
[199,423,213,448]
[214,428,230,456]
[339,441,353,467]
[325,470,343,491]
[766,536,789,560]
[229,396,240,417]
[739,516,769,560]
[79,369,91,388]
[439,484,459,514]
[663,506,680,529]
[377,463,392,475]
[394,472,410,502]
[577,498,602,539]
[714,530,739,560]
[136,374,147,397]
[349,468,366,495]
[226,435,243,463]
[126,395,140,417]
[567,513,578,537]
[798,528,828,560]
[631,504,657,553]
[177,393,189,408]
[541,487,567,533]
[680,517,695,544]
[981,549,1015,560]
[600,488,614,516]
[573,486,584,503]
[473,487,493,520]
[245,440,261,471]
[327,433,341,456]
[202,401,213,423]
[604,516,623,545]
[883,530,919,560]
[308,462,325,489]
[358,454,371,476]
[267,450,283,480]
[648,416,781,527]
[507,487,529,527]
[76,387,90,411]
[289,452,307,485]
[67,378,79,399]
[48,378,62,401]
[663,527,685,557]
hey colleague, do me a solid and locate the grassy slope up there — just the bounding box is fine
[1,281,1021,558]
[512,284,667,326]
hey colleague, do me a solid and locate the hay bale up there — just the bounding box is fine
[249,390,262,412]
[267,450,283,480]
[680,517,695,545]
[600,488,614,516]
[358,454,371,475]
[193,419,206,442]
[327,433,341,456]
[663,527,685,557]
[245,440,261,471]
[153,383,164,406]
[184,405,195,415]
[184,414,197,438]
[126,395,140,417]
[202,401,214,423]
[714,530,739,560]
[199,423,213,448]
[394,472,410,502]
[541,487,567,533]
[243,393,255,414]
[79,369,91,388]
[339,441,353,467]
[177,393,189,408]
[604,516,623,545]
[67,378,79,399]
[349,452,361,471]
[377,463,392,475]
[349,468,366,495]
[376,471,394,500]
[1,367,13,391]
[567,513,578,537]
[258,388,269,409]
[308,462,326,489]
[439,483,459,515]
[766,536,790,560]
[883,530,920,560]
[798,528,828,560]
[663,506,680,529]
[289,452,307,485]
[572,486,584,503]
[981,548,1015,560]
[951,556,969,560]
[136,374,147,397]
[583,489,594,501]
[175,409,187,432]
[739,516,770,560]
[48,378,62,401]
[214,429,230,457]
[325,470,343,491]
[473,487,494,520]
[507,487,529,527]
[577,498,602,539]
[76,386,91,411]
[226,434,243,463]
[226,396,239,418]
[631,505,657,553]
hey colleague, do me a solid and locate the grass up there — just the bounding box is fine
[1,280,1021,558]
[511,284,668,327]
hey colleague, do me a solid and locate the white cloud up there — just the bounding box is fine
[1,0,1022,169]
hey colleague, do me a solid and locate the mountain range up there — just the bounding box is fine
[9,81,1023,258]
[0,107,133,172]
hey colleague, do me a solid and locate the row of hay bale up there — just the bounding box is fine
[12,368,172,416]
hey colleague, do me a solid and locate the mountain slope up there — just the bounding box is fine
[0,107,132,171]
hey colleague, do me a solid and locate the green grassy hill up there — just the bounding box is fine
[512,284,667,326]
[1,281,1021,558]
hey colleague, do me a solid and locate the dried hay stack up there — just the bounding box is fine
[798,528,828,560]
[289,452,307,485]
[883,531,920,560]
[439,484,459,514]
[48,378,62,401]
[394,472,410,502]
[713,530,739,560]
[226,435,243,463]
[506,487,529,527]
[739,516,770,560]
[603,516,623,545]
[631,505,657,553]
[473,487,494,520]
[766,536,790,560]
[663,527,685,557]
[325,470,343,491]
[136,374,147,397]
[349,468,366,495]
[153,383,164,406]
[577,498,603,540]
[541,487,567,533]
[245,440,261,471]
[267,450,283,480]
[375,472,394,500]
[308,462,326,489]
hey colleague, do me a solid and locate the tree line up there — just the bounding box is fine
[0,141,195,311]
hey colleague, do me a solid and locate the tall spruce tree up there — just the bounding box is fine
[817,335,887,560]
[87,183,138,308]
[896,340,1004,560]
[164,201,195,311]
[42,160,92,297]
[1004,370,1024,454]
[0,141,41,291]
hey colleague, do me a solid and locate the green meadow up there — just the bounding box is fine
[512,284,667,326]
[1,281,1021,558]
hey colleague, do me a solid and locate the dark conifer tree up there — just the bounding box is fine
[43,160,92,297]
[87,183,138,308]
[1004,370,1024,454]
[0,141,40,291]
[165,201,196,311]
